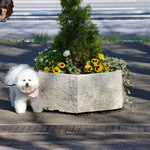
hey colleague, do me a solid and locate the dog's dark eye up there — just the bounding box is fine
[23,79,26,81]
[29,79,31,81]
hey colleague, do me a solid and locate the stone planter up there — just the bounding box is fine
[38,70,123,114]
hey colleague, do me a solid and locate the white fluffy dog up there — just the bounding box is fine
[5,64,43,114]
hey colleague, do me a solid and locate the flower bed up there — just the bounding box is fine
[35,48,110,74]
[35,46,132,104]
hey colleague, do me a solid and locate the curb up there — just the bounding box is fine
[0,124,149,133]
[0,124,149,140]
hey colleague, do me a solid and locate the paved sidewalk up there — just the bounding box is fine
[0,43,150,146]
[0,43,149,124]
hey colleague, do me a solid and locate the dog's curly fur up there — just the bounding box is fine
[5,64,43,114]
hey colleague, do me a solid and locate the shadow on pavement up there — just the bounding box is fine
[0,43,149,146]
[103,43,150,75]
[0,43,47,73]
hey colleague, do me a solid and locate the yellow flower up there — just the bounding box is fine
[86,60,91,65]
[91,58,99,66]
[49,67,53,71]
[94,64,103,73]
[44,67,50,72]
[58,62,66,68]
[105,70,109,72]
[98,54,105,60]
[104,63,109,72]
[84,65,93,73]
[52,66,61,73]
[48,60,54,66]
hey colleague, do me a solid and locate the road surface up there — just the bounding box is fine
[0,0,150,41]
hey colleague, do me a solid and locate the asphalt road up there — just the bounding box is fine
[13,0,150,11]
[0,19,150,41]
[0,0,150,41]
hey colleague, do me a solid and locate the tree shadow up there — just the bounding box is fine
[0,43,47,73]
[103,43,150,70]
[128,86,150,101]
[0,137,49,150]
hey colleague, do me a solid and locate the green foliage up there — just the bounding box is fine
[143,34,150,43]
[100,34,121,43]
[105,57,133,104]
[52,0,103,67]
[35,45,63,71]
[65,58,81,73]
[34,34,49,43]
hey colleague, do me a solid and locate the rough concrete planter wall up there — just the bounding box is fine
[38,70,123,113]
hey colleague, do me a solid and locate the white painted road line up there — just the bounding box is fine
[14,8,136,11]
[14,0,138,3]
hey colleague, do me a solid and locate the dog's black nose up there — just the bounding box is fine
[26,83,29,87]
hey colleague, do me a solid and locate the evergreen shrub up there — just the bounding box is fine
[35,0,133,103]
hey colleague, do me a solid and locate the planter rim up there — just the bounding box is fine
[39,70,122,77]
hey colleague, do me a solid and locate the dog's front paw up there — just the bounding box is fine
[33,107,43,113]
[30,98,43,113]
[14,101,27,114]
[15,108,26,114]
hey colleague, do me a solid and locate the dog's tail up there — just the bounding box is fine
[0,77,15,87]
